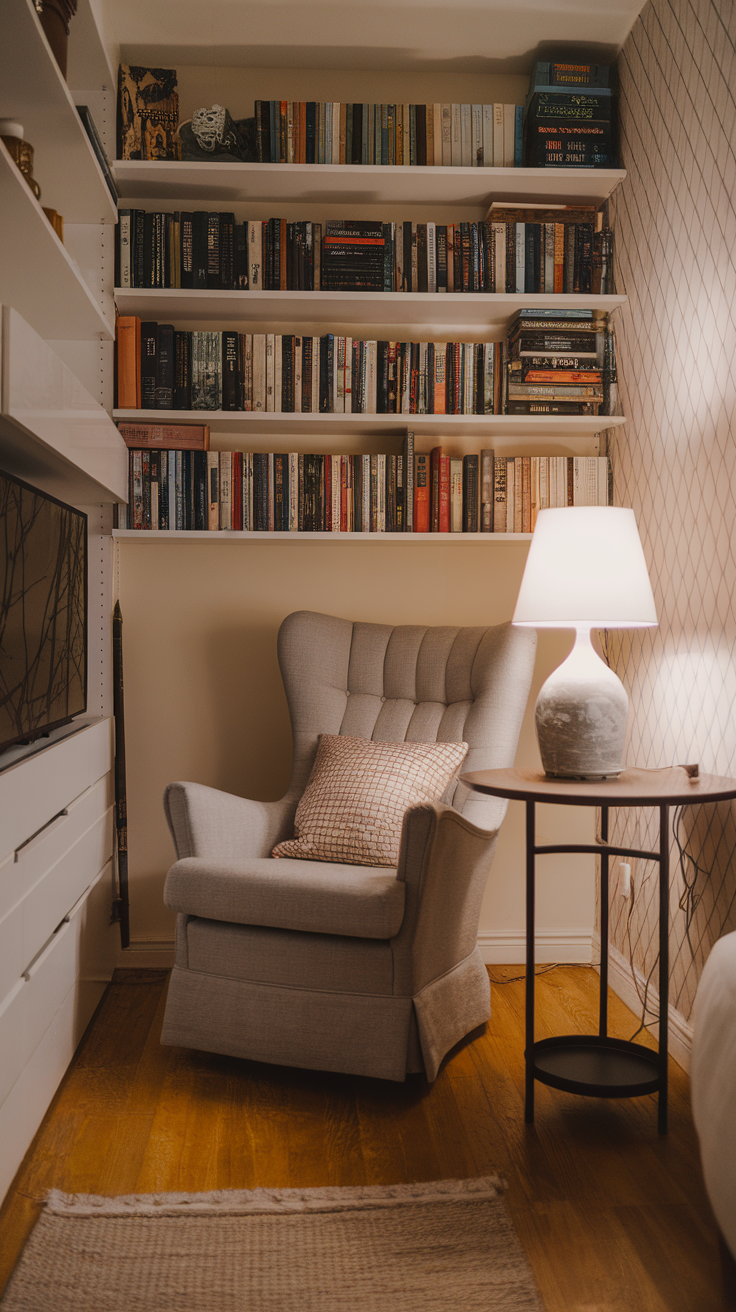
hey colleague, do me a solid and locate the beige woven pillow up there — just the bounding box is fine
[272,734,469,868]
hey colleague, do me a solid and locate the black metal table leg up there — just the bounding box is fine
[658,803,669,1135]
[525,799,535,1124]
[599,805,609,1038]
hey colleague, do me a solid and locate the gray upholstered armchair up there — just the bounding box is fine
[161,610,536,1082]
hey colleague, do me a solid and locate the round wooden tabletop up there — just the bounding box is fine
[460,766,736,808]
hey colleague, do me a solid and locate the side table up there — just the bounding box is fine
[461,766,736,1134]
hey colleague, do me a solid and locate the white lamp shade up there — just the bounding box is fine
[513,506,658,629]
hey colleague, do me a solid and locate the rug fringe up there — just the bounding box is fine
[45,1177,506,1218]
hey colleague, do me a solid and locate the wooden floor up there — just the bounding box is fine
[0,965,725,1311]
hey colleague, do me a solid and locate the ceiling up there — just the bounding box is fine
[101,0,650,73]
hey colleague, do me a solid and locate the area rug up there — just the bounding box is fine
[0,1176,542,1311]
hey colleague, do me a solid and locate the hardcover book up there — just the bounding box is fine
[117,65,180,161]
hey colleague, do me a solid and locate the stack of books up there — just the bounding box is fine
[116,321,503,415]
[115,427,611,535]
[321,221,386,291]
[505,309,605,415]
[492,455,611,531]
[485,203,613,295]
[253,101,523,166]
[523,61,617,169]
[116,209,614,294]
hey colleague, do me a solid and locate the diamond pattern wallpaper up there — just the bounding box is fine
[606,0,736,1024]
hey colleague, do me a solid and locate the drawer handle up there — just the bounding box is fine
[14,809,69,863]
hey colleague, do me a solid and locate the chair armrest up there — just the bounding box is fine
[164,781,297,861]
[391,803,499,994]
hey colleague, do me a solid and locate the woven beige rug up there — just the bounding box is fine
[1,1176,542,1311]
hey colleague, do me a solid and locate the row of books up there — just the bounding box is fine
[252,101,523,167]
[524,61,617,169]
[116,321,504,415]
[505,309,612,413]
[118,447,612,533]
[116,206,614,296]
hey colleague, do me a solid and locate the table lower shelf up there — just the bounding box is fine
[530,1035,661,1098]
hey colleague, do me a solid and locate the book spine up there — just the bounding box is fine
[462,455,479,531]
[221,332,239,410]
[206,452,219,530]
[450,457,463,532]
[118,210,131,288]
[218,451,232,530]
[492,455,507,532]
[480,449,494,531]
[116,316,140,409]
[438,455,450,532]
[140,321,157,409]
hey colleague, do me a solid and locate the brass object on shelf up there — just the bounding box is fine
[43,207,64,241]
[0,125,41,200]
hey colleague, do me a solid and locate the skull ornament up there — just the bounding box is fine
[191,104,229,152]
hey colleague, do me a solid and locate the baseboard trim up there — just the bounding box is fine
[477,929,593,965]
[117,931,595,972]
[117,939,175,969]
[591,932,692,1073]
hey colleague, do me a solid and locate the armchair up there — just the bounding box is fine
[161,610,536,1082]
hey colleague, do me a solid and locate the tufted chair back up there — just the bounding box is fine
[277,610,537,830]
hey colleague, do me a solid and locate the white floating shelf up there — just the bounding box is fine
[0,0,117,225]
[113,409,624,440]
[113,288,626,333]
[113,529,532,542]
[1,307,127,502]
[113,161,626,208]
[0,142,114,341]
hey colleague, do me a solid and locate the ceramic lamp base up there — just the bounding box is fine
[535,629,629,779]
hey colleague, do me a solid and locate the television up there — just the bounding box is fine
[0,468,87,756]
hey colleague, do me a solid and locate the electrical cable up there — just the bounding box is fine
[487,963,597,985]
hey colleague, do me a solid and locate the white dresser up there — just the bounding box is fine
[0,718,117,1200]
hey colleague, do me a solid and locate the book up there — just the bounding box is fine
[450,457,463,531]
[480,449,493,532]
[463,455,479,532]
[140,321,158,409]
[410,452,428,532]
[117,65,180,161]
[116,423,210,450]
[77,105,118,201]
[116,316,141,409]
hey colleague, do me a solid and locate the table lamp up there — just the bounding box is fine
[512,506,657,779]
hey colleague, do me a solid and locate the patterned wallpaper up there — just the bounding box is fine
[606,0,736,1023]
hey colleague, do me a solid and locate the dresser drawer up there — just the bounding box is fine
[0,772,114,925]
[0,773,114,1005]
[0,862,115,1201]
[0,718,113,864]
[0,860,113,1108]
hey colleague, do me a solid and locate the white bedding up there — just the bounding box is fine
[691,930,736,1258]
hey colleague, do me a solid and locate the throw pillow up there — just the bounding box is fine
[272,734,469,868]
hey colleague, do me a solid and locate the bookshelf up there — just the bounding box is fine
[0,0,117,226]
[0,0,122,1209]
[114,288,626,333]
[1,306,126,501]
[113,92,626,544]
[113,529,533,542]
[113,161,627,207]
[0,141,113,341]
[113,410,624,441]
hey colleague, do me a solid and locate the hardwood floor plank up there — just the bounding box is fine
[0,965,725,1312]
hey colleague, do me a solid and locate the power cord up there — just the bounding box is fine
[487,963,597,985]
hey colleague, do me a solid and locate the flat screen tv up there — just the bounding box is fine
[0,468,87,756]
